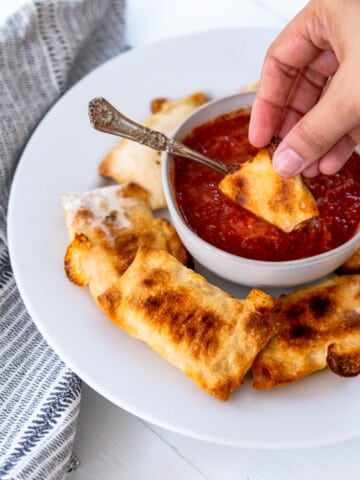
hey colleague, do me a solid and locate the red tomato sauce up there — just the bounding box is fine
[173,110,360,262]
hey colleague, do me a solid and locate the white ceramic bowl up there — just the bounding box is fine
[162,91,360,288]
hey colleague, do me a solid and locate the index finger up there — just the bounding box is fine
[249,4,326,147]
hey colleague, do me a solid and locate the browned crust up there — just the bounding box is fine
[63,185,192,299]
[327,342,360,377]
[252,275,360,390]
[336,247,360,275]
[64,233,92,286]
[97,245,277,401]
[150,92,208,114]
[218,146,319,233]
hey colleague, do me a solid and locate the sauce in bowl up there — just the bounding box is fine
[173,109,360,262]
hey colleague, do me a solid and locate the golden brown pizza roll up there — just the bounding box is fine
[252,275,360,389]
[99,92,208,210]
[62,183,191,301]
[97,245,277,401]
[239,80,259,91]
[336,247,360,274]
[218,146,319,233]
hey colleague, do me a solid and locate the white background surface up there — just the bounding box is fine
[5,1,360,479]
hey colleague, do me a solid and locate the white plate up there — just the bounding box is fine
[8,28,360,449]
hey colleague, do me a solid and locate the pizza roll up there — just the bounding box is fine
[97,245,276,401]
[218,146,319,233]
[99,92,208,210]
[239,80,259,91]
[336,247,360,274]
[252,275,360,389]
[62,183,191,301]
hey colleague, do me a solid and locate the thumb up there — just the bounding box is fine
[272,67,360,177]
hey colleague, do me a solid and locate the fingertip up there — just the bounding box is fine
[302,162,320,178]
[248,104,273,147]
[248,102,260,146]
[248,124,267,148]
[318,136,357,175]
[318,156,347,175]
[272,146,305,177]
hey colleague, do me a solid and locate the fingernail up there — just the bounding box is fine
[273,148,304,176]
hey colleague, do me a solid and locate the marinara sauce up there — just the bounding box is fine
[173,110,360,262]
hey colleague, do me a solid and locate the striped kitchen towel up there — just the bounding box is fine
[0,1,127,478]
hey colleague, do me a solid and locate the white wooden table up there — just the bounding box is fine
[4,1,360,479]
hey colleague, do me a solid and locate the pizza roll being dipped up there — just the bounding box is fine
[218,146,319,233]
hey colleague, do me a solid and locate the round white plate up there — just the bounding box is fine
[8,28,360,448]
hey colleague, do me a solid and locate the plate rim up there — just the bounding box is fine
[8,26,360,449]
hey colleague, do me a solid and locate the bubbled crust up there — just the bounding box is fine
[97,245,276,401]
[252,275,360,389]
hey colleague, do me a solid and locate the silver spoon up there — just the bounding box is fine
[88,97,228,175]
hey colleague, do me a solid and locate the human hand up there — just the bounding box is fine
[249,0,360,177]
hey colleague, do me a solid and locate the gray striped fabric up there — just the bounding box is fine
[0,1,127,478]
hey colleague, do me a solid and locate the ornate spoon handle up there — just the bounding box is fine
[88,97,228,175]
